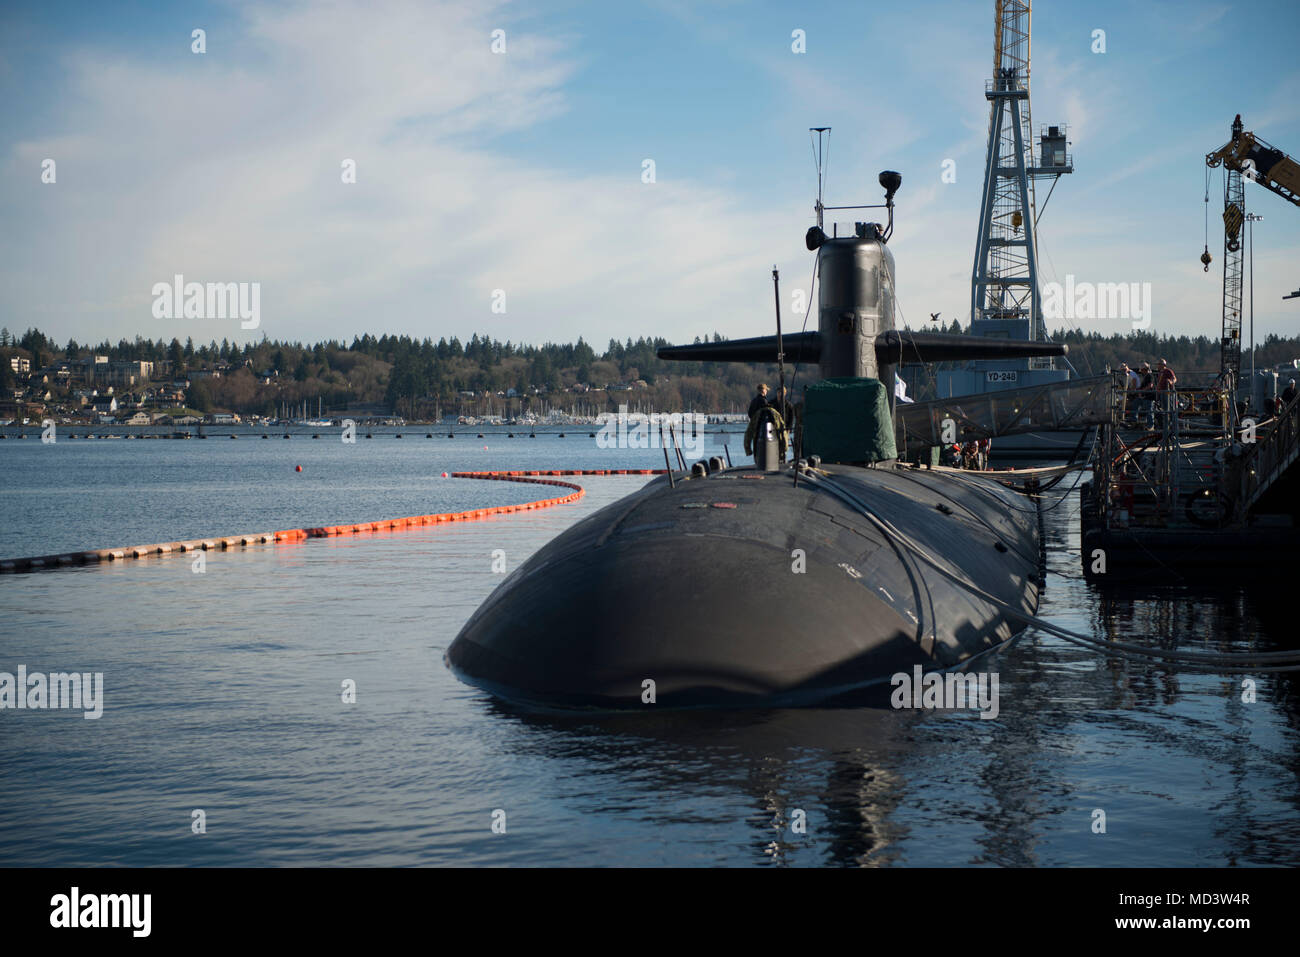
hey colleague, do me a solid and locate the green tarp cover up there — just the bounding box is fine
[802,377,897,464]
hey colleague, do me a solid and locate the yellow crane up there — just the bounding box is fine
[1203,115,1300,384]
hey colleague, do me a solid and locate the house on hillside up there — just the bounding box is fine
[149,386,187,408]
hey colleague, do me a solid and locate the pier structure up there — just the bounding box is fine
[888,368,1300,582]
[1081,372,1300,581]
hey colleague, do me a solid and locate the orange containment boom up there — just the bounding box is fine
[0,472,590,574]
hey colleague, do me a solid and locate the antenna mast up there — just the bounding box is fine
[772,266,785,401]
[810,127,831,229]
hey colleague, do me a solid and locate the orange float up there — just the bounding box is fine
[2,472,595,574]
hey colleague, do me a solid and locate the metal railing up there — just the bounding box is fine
[895,374,1113,454]
[1239,395,1300,513]
[985,75,1029,96]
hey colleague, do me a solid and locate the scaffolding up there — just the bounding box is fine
[1090,374,1234,530]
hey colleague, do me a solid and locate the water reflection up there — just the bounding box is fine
[459,491,1300,867]
[2,458,1298,866]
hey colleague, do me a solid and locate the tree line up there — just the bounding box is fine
[4,324,1299,417]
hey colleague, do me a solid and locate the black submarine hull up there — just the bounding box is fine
[448,180,1061,710]
[445,463,1041,709]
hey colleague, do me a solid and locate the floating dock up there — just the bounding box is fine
[1080,373,1300,582]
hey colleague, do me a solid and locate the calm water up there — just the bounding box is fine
[0,430,712,559]
[1,438,1298,866]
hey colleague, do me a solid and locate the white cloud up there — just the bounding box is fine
[5,0,1297,356]
[0,0,787,349]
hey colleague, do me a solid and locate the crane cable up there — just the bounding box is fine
[1202,166,1213,271]
[1205,166,1211,248]
[803,470,1300,672]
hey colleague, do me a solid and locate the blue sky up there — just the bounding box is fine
[2,0,1298,353]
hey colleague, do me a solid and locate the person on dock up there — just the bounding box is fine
[1154,359,1177,430]
[1156,358,1177,391]
[747,383,771,420]
[1137,362,1156,429]
[1120,363,1139,423]
[1283,379,1297,407]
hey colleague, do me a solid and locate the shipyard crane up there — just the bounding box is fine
[970,0,1072,372]
[1204,114,1300,386]
[936,0,1076,405]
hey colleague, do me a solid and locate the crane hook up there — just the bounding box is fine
[1200,246,1212,272]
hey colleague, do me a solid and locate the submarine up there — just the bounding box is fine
[445,170,1067,709]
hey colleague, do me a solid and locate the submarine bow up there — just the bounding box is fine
[445,463,1041,709]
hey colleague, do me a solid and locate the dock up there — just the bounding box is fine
[1081,372,1300,582]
